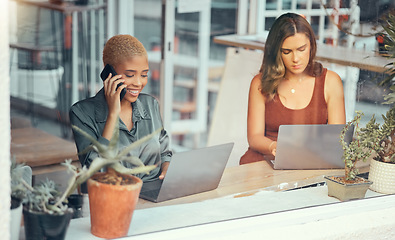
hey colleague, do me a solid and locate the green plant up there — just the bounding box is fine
[384,85,395,105]
[53,121,159,208]
[340,111,372,181]
[381,13,395,105]
[24,179,67,214]
[15,119,158,214]
[360,107,395,164]
[12,158,67,215]
[11,157,69,214]
[10,160,27,203]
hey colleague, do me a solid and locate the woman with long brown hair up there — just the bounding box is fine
[240,13,346,164]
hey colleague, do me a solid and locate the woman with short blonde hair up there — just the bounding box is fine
[70,34,172,182]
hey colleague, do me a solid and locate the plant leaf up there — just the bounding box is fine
[117,128,162,158]
[72,125,108,154]
[110,162,158,175]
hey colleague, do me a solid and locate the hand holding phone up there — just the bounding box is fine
[100,64,126,100]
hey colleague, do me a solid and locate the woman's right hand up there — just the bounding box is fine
[269,141,277,156]
[103,73,125,115]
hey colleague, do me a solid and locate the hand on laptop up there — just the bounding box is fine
[159,161,170,180]
[269,141,277,156]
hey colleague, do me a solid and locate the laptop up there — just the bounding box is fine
[139,142,234,202]
[271,124,354,170]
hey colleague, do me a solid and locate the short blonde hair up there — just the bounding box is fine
[102,34,147,67]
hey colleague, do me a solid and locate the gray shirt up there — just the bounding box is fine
[69,88,172,181]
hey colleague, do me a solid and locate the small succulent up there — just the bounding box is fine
[23,178,67,214]
[10,160,28,203]
[11,158,67,214]
[340,111,372,181]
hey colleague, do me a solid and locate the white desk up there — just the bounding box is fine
[66,185,383,239]
[58,161,379,239]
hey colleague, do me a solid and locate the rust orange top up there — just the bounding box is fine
[265,68,328,141]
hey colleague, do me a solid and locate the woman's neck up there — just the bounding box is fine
[120,100,133,112]
[284,71,309,83]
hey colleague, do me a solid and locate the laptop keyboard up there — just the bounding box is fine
[140,188,161,199]
[140,179,163,199]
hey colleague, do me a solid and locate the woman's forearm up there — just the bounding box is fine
[248,134,276,156]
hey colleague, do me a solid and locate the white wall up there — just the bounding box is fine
[0,0,11,238]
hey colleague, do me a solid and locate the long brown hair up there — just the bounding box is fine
[260,13,322,99]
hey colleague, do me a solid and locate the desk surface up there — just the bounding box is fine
[136,160,369,209]
[214,34,392,73]
[11,127,78,174]
[64,160,374,239]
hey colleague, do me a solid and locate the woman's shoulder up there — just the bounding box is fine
[70,89,104,115]
[250,73,268,101]
[70,96,95,113]
[322,68,343,95]
[323,68,342,86]
[251,73,262,87]
[136,93,161,112]
[324,68,340,79]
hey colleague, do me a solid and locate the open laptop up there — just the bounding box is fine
[271,124,354,170]
[139,142,234,202]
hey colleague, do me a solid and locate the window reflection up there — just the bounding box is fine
[7,0,395,235]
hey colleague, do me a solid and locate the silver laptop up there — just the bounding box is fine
[139,142,234,202]
[272,124,353,170]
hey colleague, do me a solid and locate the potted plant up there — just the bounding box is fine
[362,13,395,194]
[360,107,395,194]
[324,111,373,201]
[13,119,158,239]
[11,157,79,240]
[63,121,159,239]
[21,178,74,240]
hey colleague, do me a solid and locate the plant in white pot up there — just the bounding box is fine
[360,107,395,194]
[63,121,159,239]
[362,12,395,194]
[325,111,373,201]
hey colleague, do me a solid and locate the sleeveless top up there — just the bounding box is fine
[265,68,328,141]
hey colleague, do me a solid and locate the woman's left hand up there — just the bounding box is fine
[159,161,170,180]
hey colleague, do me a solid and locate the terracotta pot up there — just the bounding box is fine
[87,172,142,239]
[369,159,395,194]
[325,176,373,201]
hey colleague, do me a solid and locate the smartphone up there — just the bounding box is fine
[100,64,126,100]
